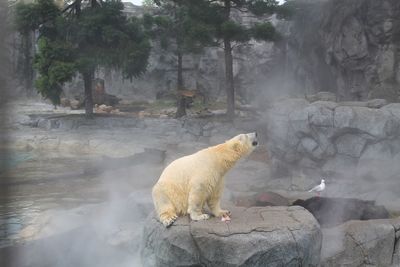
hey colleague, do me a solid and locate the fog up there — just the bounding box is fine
[1,0,400,266]
[1,139,165,266]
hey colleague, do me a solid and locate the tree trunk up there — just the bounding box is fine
[223,0,235,119]
[75,0,82,16]
[175,47,186,118]
[23,31,34,97]
[83,71,94,118]
[224,39,235,119]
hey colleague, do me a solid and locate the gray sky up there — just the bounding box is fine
[125,0,286,6]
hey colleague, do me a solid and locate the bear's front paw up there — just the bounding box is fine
[190,213,210,221]
[214,209,231,217]
[160,214,178,228]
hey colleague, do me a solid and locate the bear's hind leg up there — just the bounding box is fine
[152,186,178,227]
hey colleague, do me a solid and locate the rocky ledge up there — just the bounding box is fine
[141,206,322,267]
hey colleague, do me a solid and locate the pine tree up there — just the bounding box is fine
[145,0,215,117]
[14,0,151,117]
[202,0,282,119]
[219,0,281,119]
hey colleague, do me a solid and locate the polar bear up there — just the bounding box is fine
[152,132,258,227]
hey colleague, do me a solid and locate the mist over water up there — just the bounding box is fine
[1,0,400,266]
[1,139,164,266]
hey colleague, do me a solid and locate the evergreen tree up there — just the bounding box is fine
[210,0,280,119]
[14,0,151,117]
[145,0,215,117]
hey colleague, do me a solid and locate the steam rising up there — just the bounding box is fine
[1,0,400,266]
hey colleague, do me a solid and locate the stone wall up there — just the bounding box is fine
[265,97,400,198]
[14,114,253,156]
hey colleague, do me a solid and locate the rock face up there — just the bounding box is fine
[141,206,322,267]
[266,98,400,181]
[321,217,400,267]
[284,0,400,102]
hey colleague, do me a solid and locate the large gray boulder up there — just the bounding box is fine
[321,218,400,267]
[141,206,322,267]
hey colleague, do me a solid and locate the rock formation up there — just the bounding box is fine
[141,206,322,267]
[265,98,400,178]
[296,0,400,101]
[320,217,400,266]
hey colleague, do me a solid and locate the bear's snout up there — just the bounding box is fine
[247,132,258,147]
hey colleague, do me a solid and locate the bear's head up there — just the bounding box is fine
[228,132,258,157]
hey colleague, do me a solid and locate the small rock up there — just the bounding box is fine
[367,98,387,109]
[60,98,70,107]
[70,99,81,110]
[95,104,113,113]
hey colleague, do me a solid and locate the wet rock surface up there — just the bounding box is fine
[321,217,400,267]
[141,206,322,267]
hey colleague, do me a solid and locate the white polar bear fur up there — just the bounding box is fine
[152,133,258,227]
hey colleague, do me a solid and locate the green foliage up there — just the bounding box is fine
[34,38,76,104]
[149,0,216,53]
[122,38,151,79]
[220,20,250,42]
[142,0,156,8]
[250,22,277,41]
[14,2,38,32]
[275,1,296,19]
[142,13,154,30]
[247,0,278,16]
[14,0,151,107]
[207,0,280,44]
[14,0,60,33]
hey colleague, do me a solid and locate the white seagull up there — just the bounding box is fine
[308,179,325,197]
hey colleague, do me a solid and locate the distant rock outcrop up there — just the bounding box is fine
[141,206,322,267]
